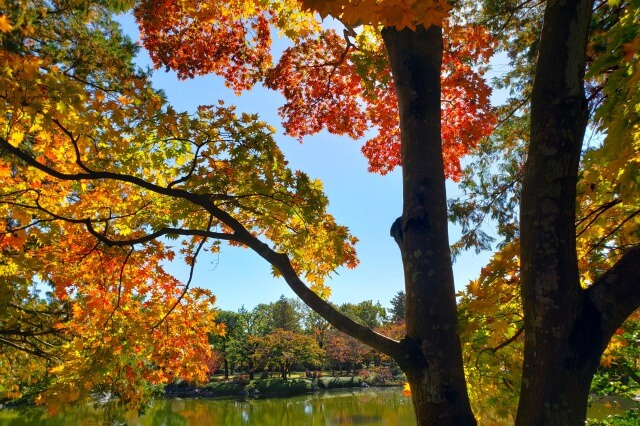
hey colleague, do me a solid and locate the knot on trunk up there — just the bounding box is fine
[390,216,403,248]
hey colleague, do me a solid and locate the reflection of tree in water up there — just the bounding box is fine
[157,398,245,425]
[324,390,414,425]
[330,413,383,425]
[147,400,188,426]
[3,406,48,425]
[0,388,416,425]
[2,403,132,426]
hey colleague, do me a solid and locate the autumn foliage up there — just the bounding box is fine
[0,0,357,412]
[2,0,639,423]
[135,0,496,179]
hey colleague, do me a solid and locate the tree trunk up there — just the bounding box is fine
[224,358,229,380]
[248,361,255,380]
[382,25,476,426]
[517,0,599,424]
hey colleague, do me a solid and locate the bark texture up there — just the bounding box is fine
[516,0,634,424]
[382,25,476,425]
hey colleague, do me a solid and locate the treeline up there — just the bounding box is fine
[208,293,407,381]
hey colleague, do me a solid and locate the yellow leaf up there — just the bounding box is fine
[402,382,411,396]
[8,129,25,147]
[0,15,12,33]
[0,163,11,178]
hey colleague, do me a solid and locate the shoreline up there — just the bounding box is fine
[164,376,404,400]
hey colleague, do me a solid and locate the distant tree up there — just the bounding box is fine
[373,321,407,368]
[222,307,263,379]
[205,350,225,378]
[389,291,406,323]
[325,328,371,376]
[339,300,387,329]
[210,310,248,379]
[226,339,257,379]
[236,306,268,339]
[301,306,331,349]
[250,296,303,335]
[270,295,303,332]
[249,329,324,380]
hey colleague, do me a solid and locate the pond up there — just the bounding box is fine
[0,388,635,425]
[0,388,416,426]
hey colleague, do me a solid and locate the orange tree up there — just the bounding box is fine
[2,0,640,425]
[325,327,372,375]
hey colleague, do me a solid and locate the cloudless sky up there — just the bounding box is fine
[118,14,494,312]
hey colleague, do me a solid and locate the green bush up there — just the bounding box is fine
[317,376,365,389]
[246,378,316,396]
[588,409,639,425]
[202,382,246,396]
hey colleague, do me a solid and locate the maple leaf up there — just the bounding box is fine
[0,15,12,32]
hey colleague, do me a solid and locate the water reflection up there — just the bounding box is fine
[0,388,416,426]
[0,389,632,425]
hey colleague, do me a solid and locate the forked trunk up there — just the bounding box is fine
[517,0,598,424]
[382,25,476,425]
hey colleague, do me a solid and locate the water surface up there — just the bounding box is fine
[0,388,416,426]
[0,387,633,425]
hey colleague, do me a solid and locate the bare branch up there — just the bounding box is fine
[475,324,524,369]
[152,215,214,329]
[103,247,134,327]
[85,222,236,247]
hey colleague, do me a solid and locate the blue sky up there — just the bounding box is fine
[118,14,493,312]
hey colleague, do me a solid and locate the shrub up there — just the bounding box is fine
[588,410,640,425]
[202,382,246,396]
[232,375,250,386]
[317,376,364,389]
[246,378,316,395]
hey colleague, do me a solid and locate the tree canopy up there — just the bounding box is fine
[1,0,639,424]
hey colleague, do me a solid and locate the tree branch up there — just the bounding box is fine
[85,222,236,247]
[586,245,640,336]
[0,337,54,360]
[152,215,214,329]
[0,136,211,209]
[1,135,403,360]
[475,324,524,368]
